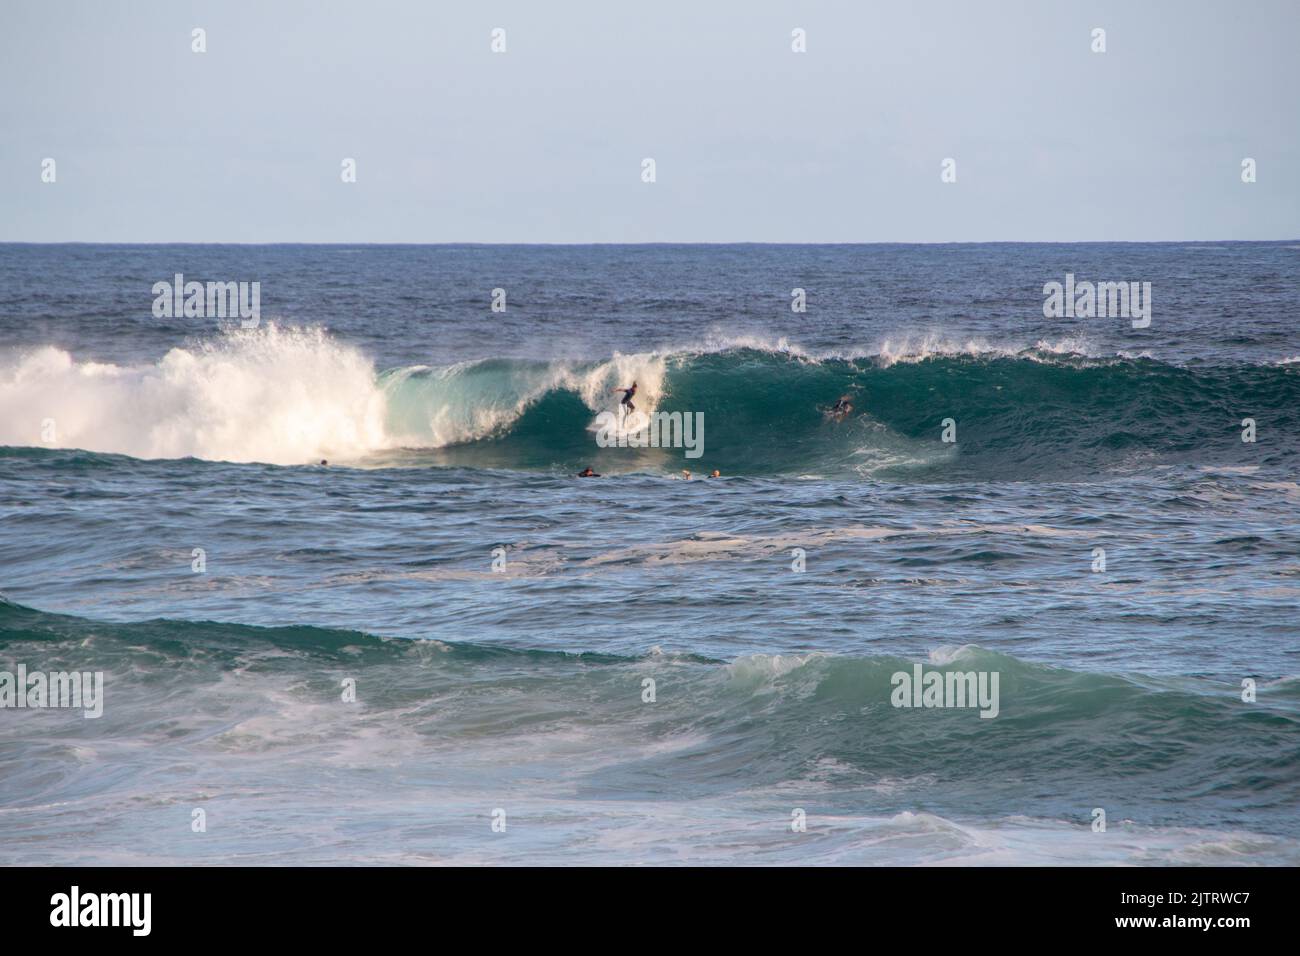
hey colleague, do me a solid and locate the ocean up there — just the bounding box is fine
[0,242,1297,865]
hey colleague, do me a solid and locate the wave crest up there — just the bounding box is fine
[2,326,1296,475]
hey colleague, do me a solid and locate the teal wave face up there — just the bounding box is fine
[372,349,1300,478]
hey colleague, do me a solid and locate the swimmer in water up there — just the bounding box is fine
[708,469,721,478]
[828,394,854,420]
[577,466,600,477]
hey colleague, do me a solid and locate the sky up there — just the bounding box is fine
[1,0,1297,242]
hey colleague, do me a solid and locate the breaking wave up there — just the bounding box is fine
[1,326,1295,477]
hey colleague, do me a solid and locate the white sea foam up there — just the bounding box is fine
[0,326,388,464]
[0,326,673,464]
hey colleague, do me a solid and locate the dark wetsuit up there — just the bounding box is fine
[619,385,637,413]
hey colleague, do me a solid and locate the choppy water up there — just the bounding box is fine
[1,242,1297,865]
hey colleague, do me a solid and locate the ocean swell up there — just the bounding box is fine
[1,326,1295,477]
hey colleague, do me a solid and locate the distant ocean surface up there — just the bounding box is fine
[1,242,1297,865]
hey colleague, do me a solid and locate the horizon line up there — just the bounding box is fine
[2,238,1298,247]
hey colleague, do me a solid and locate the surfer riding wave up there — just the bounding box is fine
[612,381,637,414]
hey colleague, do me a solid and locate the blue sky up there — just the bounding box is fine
[1,0,1296,242]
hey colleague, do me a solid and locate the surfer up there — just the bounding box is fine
[708,469,721,478]
[612,381,637,414]
[577,466,600,477]
[827,394,854,421]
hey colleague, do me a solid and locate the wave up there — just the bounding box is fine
[6,596,1297,708]
[1,326,1296,477]
[3,598,1298,826]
